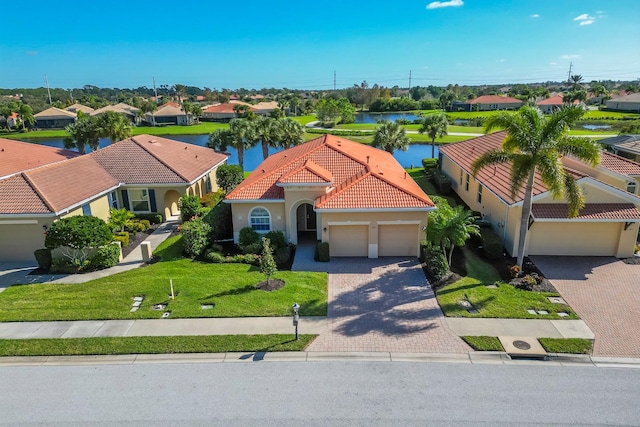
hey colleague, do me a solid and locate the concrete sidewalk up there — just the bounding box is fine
[0,316,594,340]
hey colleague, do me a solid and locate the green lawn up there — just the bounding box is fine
[462,336,593,354]
[291,115,317,125]
[0,236,327,322]
[0,335,315,357]
[436,247,578,319]
[582,110,640,120]
[462,336,503,351]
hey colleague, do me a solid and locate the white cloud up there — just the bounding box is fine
[561,54,581,60]
[574,13,589,21]
[496,59,506,63]
[530,14,540,18]
[549,62,557,66]
[580,19,594,26]
[574,13,596,25]
[426,0,463,10]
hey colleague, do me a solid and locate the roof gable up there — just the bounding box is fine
[469,95,522,104]
[0,138,80,178]
[34,107,77,119]
[278,159,333,184]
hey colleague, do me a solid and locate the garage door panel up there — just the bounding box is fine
[330,225,368,257]
[0,224,44,262]
[528,222,620,256]
[378,224,419,257]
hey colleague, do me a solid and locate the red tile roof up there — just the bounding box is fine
[0,174,51,214]
[227,134,434,210]
[278,159,333,184]
[202,103,257,114]
[469,95,522,104]
[537,94,565,105]
[532,203,640,220]
[0,138,80,178]
[439,131,587,204]
[599,151,640,176]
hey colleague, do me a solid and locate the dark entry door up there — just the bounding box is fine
[306,204,317,230]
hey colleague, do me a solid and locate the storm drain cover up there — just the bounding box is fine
[513,340,531,350]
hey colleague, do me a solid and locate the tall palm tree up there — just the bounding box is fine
[64,113,101,155]
[471,106,601,267]
[419,113,448,158]
[254,116,282,160]
[17,103,35,131]
[569,74,583,91]
[228,118,258,171]
[207,128,233,152]
[278,118,304,149]
[371,120,410,154]
[96,111,132,144]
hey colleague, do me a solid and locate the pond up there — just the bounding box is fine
[22,135,439,171]
[581,124,612,130]
[355,112,422,124]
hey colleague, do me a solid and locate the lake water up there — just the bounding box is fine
[582,124,611,130]
[22,135,439,170]
[355,112,422,124]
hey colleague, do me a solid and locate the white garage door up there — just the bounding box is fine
[0,224,45,262]
[378,224,419,257]
[330,225,368,257]
[528,222,620,256]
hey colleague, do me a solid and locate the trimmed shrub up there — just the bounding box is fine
[113,231,130,247]
[419,240,429,263]
[239,227,260,247]
[264,230,287,250]
[424,244,449,282]
[179,194,201,222]
[216,164,244,194]
[88,244,120,270]
[181,218,212,258]
[34,248,52,271]
[205,251,226,263]
[422,158,438,169]
[197,206,212,218]
[51,257,79,274]
[431,172,452,194]
[200,190,224,208]
[274,245,292,265]
[314,242,330,262]
[45,216,113,250]
[480,228,503,260]
[202,202,232,241]
[135,213,163,224]
[242,241,263,255]
[138,219,151,229]
[125,221,147,234]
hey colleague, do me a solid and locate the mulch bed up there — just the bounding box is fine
[121,224,160,258]
[255,279,285,291]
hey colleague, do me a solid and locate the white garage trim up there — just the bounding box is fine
[377,220,422,225]
[0,220,38,225]
[327,221,370,226]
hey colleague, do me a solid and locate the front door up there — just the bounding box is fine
[306,204,317,230]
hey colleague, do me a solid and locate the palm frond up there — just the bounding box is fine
[536,151,565,198]
[541,106,584,142]
[563,174,585,217]
[471,150,515,176]
[510,154,535,199]
[556,137,601,167]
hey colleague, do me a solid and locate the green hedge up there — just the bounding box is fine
[423,243,449,282]
[113,231,129,247]
[33,248,52,270]
[315,242,330,262]
[134,213,163,224]
[88,244,121,270]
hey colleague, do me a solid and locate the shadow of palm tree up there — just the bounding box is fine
[206,284,257,298]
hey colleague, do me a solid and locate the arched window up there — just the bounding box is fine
[250,207,271,232]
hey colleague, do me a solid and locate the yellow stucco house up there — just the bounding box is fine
[225,134,435,258]
[439,131,640,258]
[0,135,228,261]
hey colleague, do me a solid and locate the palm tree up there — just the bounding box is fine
[429,204,480,265]
[439,90,456,111]
[0,102,18,131]
[278,118,304,149]
[471,105,601,267]
[228,118,258,171]
[96,111,132,144]
[590,83,609,105]
[207,128,233,152]
[64,113,101,155]
[419,113,448,158]
[371,120,410,154]
[569,74,583,91]
[141,101,157,126]
[17,103,35,131]
[255,116,284,160]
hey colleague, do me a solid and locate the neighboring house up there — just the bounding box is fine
[65,103,95,114]
[34,107,77,129]
[439,132,640,259]
[455,95,523,112]
[253,101,280,115]
[225,134,435,258]
[145,103,192,125]
[202,103,257,121]
[599,134,640,163]
[0,112,18,129]
[91,103,140,124]
[536,94,579,114]
[0,135,228,261]
[605,93,640,112]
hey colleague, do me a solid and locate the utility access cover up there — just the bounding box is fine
[498,336,547,359]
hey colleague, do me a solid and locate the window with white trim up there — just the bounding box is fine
[249,207,271,232]
[465,173,470,191]
[459,169,463,185]
[477,184,483,204]
[107,191,118,209]
[627,181,637,195]
[81,203,92,216]
[129,188,150,213]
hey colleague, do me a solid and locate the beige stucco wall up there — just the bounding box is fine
[535,181,626,204]
[283,187,330,243]
[229,203,287,242]
[605,100,640,112]
[59,194,110,221]
[0,221,49,261]
[562,157,631,192]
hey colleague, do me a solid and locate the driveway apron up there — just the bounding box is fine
[532,256,640,358]
[305,257,470,353]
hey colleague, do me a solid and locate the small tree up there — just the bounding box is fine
[216,164,244,194]
[260,237,277,286]
[179,194,201,222]
[181,218,211,258]
[108,208,135,232]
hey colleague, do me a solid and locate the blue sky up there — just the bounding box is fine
[1,0,638,90]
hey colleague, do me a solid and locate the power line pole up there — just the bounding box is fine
[567,62,573,83]
[153,77,158,103]
[408,70,412,92]
[44,74,52,104]
[333,70,336,91]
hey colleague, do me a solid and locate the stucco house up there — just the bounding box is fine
[65,103,95,114]
[145,103,192,125]
[91,103,140,124]
[599,134,640,163]
[439,132,640,259]
[225,134,435,258]
[202,103,258,121]
[0,135,228,261]
[34,107,77,129]
[455,95,523,112]
[605,93,640,113]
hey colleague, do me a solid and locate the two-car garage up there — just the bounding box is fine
[328,222,421,258]
[527,222,625,257]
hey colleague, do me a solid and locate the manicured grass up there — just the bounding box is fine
[292,115,317,125]
[582,110,640,119]
[538,338,593,354]
[0,335,315,357]
[336,123,485,134]
[0,236,327,321]
[407,168,438,195]
[462,336,503,351]
[0,129,67,139]
[436,247,578,319]
[406,134,471,143]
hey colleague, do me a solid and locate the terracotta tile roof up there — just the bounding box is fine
[532,203,640,220]
[150,105,187,117]
[537,94,564,105]
[0,138,80,178]
[439,131,587,205]
[91,134,229,184]
[278,160,333,184]
[0,174,50,214]
[158,102,181,110]
[599,151,640,176]
[65,103,94,113]
[91,104,135,116]
[113,102,139,112]
[227,134,434,210]
[468,95,522,104]
[34,107,77,119]
[202,103,257,113]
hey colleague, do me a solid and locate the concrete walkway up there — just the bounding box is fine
[446,318,594,339]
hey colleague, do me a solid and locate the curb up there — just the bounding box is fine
[1,351,639,368]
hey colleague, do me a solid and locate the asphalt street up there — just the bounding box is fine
[1,361,639,426]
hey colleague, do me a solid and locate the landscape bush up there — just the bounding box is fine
[181,218,211,258]
[200,190,224,208]
[202,202,233,241]
[88,244,120,270]
[134,213,163,224]
[423,243,449,282]
[45,216,113,250]
[204,251,260,266]
[238,227,260,247]
[315,242,330,262]
[112,231,129,247]
[264,230,287,250]
[33,248,52,271]
[273,245,292,266]
[241,241,263,255]
[108,208,134,232]
[179,194,201,222]
[480,228,503,260]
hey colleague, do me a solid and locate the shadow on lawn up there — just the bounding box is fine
[204,284,258,298]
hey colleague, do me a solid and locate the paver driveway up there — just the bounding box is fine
[305,257,470,353]
[532,256,640,358]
